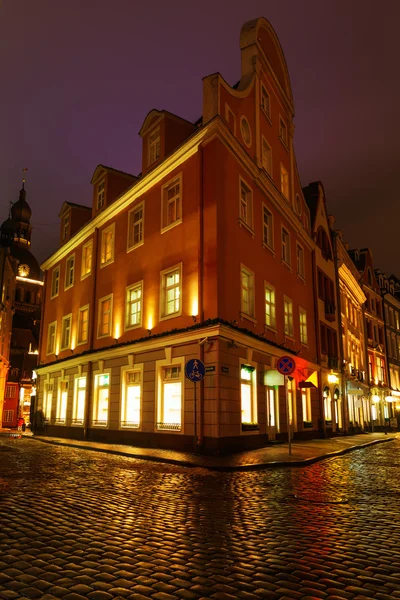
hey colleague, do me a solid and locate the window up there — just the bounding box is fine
[260,84,270,117]
[241,365,257,426]
[121,370,141,428]
[262,137,272,175]
[299,308,308,344]
[62,214,70,241]
[262,204,273,249]
[224,103,236,135]
[100,224,114,267]
[77,305,89,345]
[302,389,312,422]
[157,365,182,431]
[280,164,289,199]
[239,178,253,229]
[51,266,60,298]
[93,373,109,426]
[265,284,276,329]
[240,116,252,147]
[97,180,105,210]
[284,297,294,337]
[98,294,113,338]
[3,410,13,423]
[127,203,144,250]
[65,255,75,290]
[241,265,255,319]
[56,380,68,424]
[47,321,57,355]
[60,314,72,350]
[72,377,86,425]
[43,381,53,420]
[282,228,291,265]
[148,127,160,165]
[279,117,288,146]
[125,282,142,329]
[81,240,93,279]
[160,265,181,319]
[296,244,305,279]
[162,175,182,232]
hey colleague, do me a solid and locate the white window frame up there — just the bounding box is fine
[160,264,182,321]
[279,116,288,146]
[156,356,184,433]
[120,364,143,430]
[81,239,93,280]
[64,254,75,290]
[240,361,258,428]
[260,84,271,119]
[127,202,144,251]
[62,214,70,241]
[125,281,143,330]
[302,388,312,423]
[92,370,111,428]
[224,102,236,135]
[284,296,294,338]
[296,243,305,279]
[148,127,160,166]
[280,164,289,199]
[60,314,72,351]
[77,304,90,345]
[299,308,308,345]
[261,136,272,176]
[43,380,54,421]
[161,174,182,233]
[100,223,115,268]
[239,176,253,231]
[72,375,86,426]
[51,266,60,299]
[241,264,255,320]
[264,282,276,330]
[97,179,105,210]
[46,321,57,355]
[56,378,69,425]
[262,203,274,251]
[98,294,113,338]
[282,227,291,266]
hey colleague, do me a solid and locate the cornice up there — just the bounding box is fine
[338,264,366,305]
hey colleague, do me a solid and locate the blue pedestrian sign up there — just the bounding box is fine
[276,355,296,375]
[185,358,205,382]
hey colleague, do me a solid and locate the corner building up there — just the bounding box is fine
[37,17,321,453]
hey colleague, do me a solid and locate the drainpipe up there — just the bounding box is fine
[311,247,325,438]
[332,232,346,433]
[198,145,205,449]
[84,227,99,439]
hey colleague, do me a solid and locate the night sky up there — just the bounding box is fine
[1,0,399,274]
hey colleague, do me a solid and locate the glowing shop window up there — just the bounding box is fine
[302,389,311,422]
[371,404,377,420]
[73,377,86,425]
[93,374,109,426]
[323,389,332,421]
[43,383,53,420]
[268,388,275,427]
[122,371,141,428]
[241,366,256,424]
[56,381,68,423]
[158,366,182,430]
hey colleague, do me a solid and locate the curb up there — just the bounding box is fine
[25,434,396,472]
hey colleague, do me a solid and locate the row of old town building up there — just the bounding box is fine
[1,17,399,453]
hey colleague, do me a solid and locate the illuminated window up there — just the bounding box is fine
[98,294,113,338]
[97,180,105,210]
[125,282,142,329]
[279,117,288,146]
[299,308,308,344]
[282,228,291,265]
[43,381,53,420]
[162,175,182,232]
[127,203,144,250]
[296,244,305,279]
[160,265,181,319]
[62,214,70,241]
[302,389,312,422]
[56,379,69,424]
[100,223,115,267]
[241,365,257,425]
[239,178,253,229]
[148,127,160,165]
[46,321,57,355]
[265,283,276,329]
[65,255,75,290]
[121,370,141,428]
[81,240,93,279]
[157,365,182,431]
[51,266,60,299]
[323,387,332,421]
[262,204,273,249]
[241,265,255,319]
[77,305,89,345]
[280,164,289,199]
[284,297,294,337]
[262,137,272,175]
[60,314,72,350]
[72,377,86,426]
[260,84,270,117]
[93,373,109,427]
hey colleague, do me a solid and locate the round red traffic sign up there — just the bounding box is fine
[276,355,296,375]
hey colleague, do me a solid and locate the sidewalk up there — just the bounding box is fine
[1,429,397,471]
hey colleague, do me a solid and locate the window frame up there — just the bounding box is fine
[296,243,305,279]
[279,116,288,147]
[64,254,75,291]
[125,281,143,331]
[284,296,294,338]
[72,375,86,426]
[161,173,182,233]
[81,239,93,280]
[156,356,184,433]
[96,179,105,210]
[160,264,182,321]
[120,364,143,430]
[100,223,115,268]
[51,266,60,299]
[261,136,273,176]
[127,202,144,251]
[240,361,258,429]
[46,321,57,355]
[260,84,271,119]
[97,294,113,339]
[56,378,69,425]
[280,164,289,199]
[62,213,70,241]
[92,370,111,428]
[281,227,291,267]
[264,282,276,330]
[60,313,72,351]
[77,304,90,346]
[148,126,160,166]
[299,307,308,345]
[262,203,274,251]
[239,176,254,232]
[241,264,255,320]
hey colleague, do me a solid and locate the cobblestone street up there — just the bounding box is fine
[1,437,400,600]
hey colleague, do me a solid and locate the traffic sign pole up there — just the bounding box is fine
[194,382,197,451]
[285,376,292,456]
[185,358,206,453]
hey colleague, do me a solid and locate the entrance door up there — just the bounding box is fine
[266,386,277,440]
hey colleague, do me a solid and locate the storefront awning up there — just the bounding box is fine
[299,370,318,389]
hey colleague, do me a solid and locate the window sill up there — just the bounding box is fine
[127,241,144,253]
[156,422,182,432]
[261,108,272,125]
[238,219,255,238]
[64,284,74,292]
[264,324,277,334]
[300,342,309,349]
[124,322,142,332]
[241,423,260,433]
[161,219,182,235]
[81,272,92,281]
[262,242,275,257]
[240,312,257,325]
[279,136,289,151]
[285,334,295,343]
[160,310,182,322]
[282,260,292,272]
[297,273,306,283]
[100,260,114,269]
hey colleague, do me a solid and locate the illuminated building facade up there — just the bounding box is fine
[36,17,325,452]
[0,247,18,426]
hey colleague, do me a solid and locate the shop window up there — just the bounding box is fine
[93,373,110,427]
[241,364,258,429]
[56,380,68,424]
[157,365,182,431]
[121,370,141,428]
[72,377,86,425]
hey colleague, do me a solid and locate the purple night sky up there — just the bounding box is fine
[1,0,399,274]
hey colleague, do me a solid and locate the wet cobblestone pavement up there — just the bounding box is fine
[1,437,400,600]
